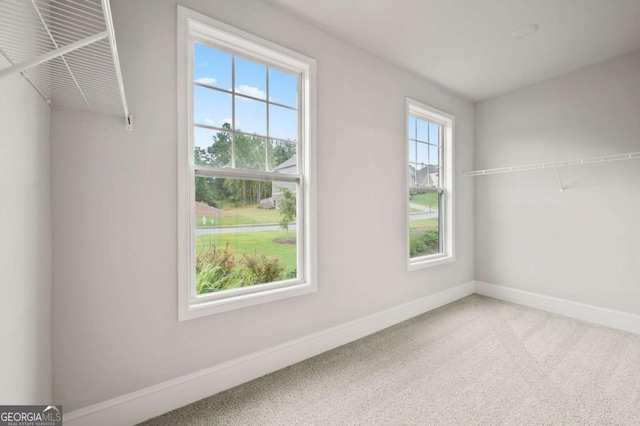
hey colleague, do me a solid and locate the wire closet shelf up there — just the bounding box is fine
[0,0,131,128]
[465,152,640,177]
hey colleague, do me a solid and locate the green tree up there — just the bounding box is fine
[207,123,232,167]
[195,176,215,206]
[195,124,275,207]
[270,141,296,169]
[221,178,272,207]
[209,177,229,206]
[194,125,231,207]
[235,133,266,170]
[279,188,296,233]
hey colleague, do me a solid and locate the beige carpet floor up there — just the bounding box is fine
[140,295,640,425]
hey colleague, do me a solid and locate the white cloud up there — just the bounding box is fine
[236,84,265,99]
[202,117,236,128]
[195,77,216,85]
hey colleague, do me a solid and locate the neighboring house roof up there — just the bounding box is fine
[273,154,297,173]
[415,164,438,184]
[409,164,439,186]
[267,155,299,199]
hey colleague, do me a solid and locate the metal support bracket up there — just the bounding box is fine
[554,167,565,193]
[125,114,133,131]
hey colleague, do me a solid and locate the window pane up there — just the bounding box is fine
[416,118,428,142]
[235,134,267,171]
[269,104,297,141]
[409,191,441,258]
[235,96,266,135]
[416,141,428,166]
[409,140,417,163]
[409,164,418,186]
[235,57,266,100]
[194,128,232,167]
[432,168,441,188]
[429,144,439,167]
[194,86,231,128]
[429,122,439,144]
[414,164,438,187]
[431,167,440,187]
[408,116,416,140]
[194,177,298,294]
[194,43,231,90]
[269,140,297,172]
[268,68,297,108]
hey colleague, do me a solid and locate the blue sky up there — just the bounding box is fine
[408,116,440,167]
[193,43,298,153]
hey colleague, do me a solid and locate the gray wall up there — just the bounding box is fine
[50,0,474,412]
[475,50,640,314]
[0,56,52,404]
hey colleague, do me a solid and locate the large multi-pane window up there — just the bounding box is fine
[407,99,454,269]
[178,7,316,319]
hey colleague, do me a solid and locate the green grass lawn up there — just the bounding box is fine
[409,217,439,230]
[196,204,283,227]
[410,192,439,209]
[196,230,297,274]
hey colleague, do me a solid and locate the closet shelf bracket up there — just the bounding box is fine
[0,0,132,129]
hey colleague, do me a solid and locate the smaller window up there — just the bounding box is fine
[406,99,454,270]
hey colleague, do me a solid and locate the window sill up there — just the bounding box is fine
[179,280,316,321]
[408,253,455,271]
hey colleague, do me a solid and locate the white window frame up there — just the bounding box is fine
[406,98,455,271]
[177,6,317,320]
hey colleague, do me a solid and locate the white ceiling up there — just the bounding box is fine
[265,0,640,102]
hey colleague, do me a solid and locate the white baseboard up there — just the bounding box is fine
[475,281,640,335]
[64,281,475,426]
[64,280,640,425]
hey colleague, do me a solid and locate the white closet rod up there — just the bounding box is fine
[0,31,107,79]
[465,151,640,177]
